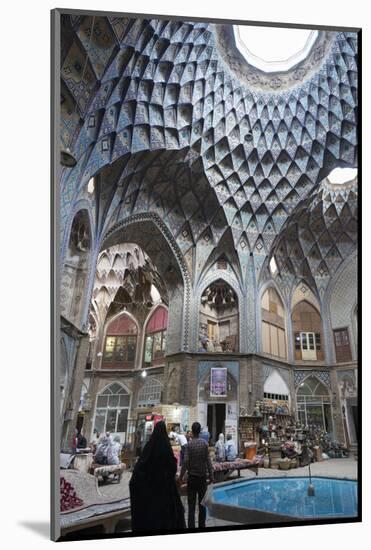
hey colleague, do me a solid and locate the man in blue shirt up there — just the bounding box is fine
[199,426,210,445]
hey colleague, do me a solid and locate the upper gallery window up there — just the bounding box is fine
[102,313,137,368]
[292,301,323,362]
[261,287,286,359]
[234,26,318,73]
[144,306,168,366]
[333,328,352,363]
[199,280,239,353]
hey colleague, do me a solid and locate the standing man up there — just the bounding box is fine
[179,421,214,529]
[169,428,188,466]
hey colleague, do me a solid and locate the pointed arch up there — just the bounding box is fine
[264,369,290,404]
[296,374,329,397]
[195,272,242,353]
[143,305,169,367]
[60,208,93,329]
[93,382,131,440]
[291,280,320,312]
[296,374,333,433]
[101,311,139,369]
[100,212,191,353]
[291,298,324,362]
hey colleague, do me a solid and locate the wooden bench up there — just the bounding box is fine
[60,470,130,537]
[212,458,262,482]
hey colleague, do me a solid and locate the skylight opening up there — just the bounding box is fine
[270,256,278,275]
[327,167,357,185]
[234,26,318,73]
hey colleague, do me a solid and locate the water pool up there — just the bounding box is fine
[210,477,357,520]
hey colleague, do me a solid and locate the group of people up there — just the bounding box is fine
[74,421,238,532]
[215,433,238,462]
[93,432,122,466]
[130,421,215,532]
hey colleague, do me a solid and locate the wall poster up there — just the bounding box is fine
[210,367,228,397]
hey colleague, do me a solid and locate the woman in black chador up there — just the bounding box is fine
[129,420,186,532]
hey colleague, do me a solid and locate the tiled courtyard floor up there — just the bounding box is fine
[98,457,357,532]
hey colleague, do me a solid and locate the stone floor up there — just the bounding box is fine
[97,457,357,532]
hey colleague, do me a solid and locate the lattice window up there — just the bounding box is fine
[94,383,130,434]
[137,377,162,406]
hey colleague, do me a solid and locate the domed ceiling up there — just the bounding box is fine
[60,15,358,297]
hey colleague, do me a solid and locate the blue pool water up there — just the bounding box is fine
[212,477,357,518]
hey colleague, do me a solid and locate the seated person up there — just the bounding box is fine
[94,433,112,465]
[215,433,226,462]
[225,434,237,461]
[107,435,122,466]
[75,431,87,451]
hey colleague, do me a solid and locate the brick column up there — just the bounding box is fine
[64,335,90,450]
[249,356,264,414]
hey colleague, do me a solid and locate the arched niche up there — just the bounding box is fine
[60,209,92,327]
[101,312,138,369]
[263,370,290,411]
[199,279,239,353]
[291,281,320,312]
[100,214,189,354]
[143,306,168,367]
[296,375,332,433]
[291,301,324,361]
[261,287,287,359]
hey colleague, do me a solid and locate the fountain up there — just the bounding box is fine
[203,476,357,524]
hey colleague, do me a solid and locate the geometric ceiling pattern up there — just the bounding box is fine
[266,176,358,298]
[89,243,167,336]
[61,15,358,296]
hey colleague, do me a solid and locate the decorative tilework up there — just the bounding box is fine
[294,370,332,389]
[58,17,358,353]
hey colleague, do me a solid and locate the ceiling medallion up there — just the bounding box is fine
[213,25,336,93]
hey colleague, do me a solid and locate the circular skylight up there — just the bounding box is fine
[327,167,357,185]
[234,26,318,73]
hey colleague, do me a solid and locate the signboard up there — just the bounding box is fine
[210,367,227,397]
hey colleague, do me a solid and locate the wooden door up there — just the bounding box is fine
[334,328,352,362]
